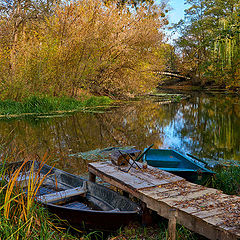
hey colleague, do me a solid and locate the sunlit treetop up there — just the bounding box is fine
[0,0,60,17]
[103,0,154,8]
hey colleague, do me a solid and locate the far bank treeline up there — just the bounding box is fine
[0,0,170,100]
[175,0,239,88]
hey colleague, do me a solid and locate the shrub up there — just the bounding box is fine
[212,166,240,195]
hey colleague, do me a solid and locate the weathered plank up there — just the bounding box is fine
[89,162,156,190]
[176,192,240,214]
[176,209,239,240]
[89,161,184,195]
[88,161,240,240]
[129,164,183,180]
[163,189,220,206]
[202,213,240,239]
[140,193,240,240]
[129,167,183,186]
[88,164,152,199]
[139,181,206,200]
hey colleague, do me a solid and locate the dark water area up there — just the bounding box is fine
[0,92,239,176]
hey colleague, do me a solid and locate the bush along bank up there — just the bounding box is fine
[211,165,240,196]
[0,95,112,118]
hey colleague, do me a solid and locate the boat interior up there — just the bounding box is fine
[6,161,138,212]
[144,149,206,172]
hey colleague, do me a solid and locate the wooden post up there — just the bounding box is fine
[89,172,96,183]
[122,191,129,198]
[168,209,177,240]
[141,202,152,226]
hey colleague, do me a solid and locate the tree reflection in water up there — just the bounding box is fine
[0,93,239,175]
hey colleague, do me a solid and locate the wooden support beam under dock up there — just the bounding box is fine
[88,161,240,240]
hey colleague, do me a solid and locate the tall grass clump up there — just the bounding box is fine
[0,95,112,116]
[22,96,56,113]
[0,153,77,239]
[0,100,23,115]
[82,96,112,107]
[212,165,240,195]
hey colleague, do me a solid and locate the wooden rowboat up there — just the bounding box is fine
[6,161,141,231]
[143,149,215,182]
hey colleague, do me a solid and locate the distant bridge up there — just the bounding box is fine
[153,71,191,80]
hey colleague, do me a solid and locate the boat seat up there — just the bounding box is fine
[37,185,87,204]
[147,158,181,168]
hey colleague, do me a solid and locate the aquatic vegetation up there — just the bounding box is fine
[70,146,136,161]
[0,95,112,116]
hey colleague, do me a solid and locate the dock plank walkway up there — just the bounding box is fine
[88,161,240,240]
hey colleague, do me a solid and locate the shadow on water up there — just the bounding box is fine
[0,92,239,175]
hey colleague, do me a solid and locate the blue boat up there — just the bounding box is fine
[143,149,215,183]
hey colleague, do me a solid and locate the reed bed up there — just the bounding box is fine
[0,154,78,239]
[0,95,112,116]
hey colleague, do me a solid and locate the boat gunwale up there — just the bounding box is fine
[45,201,140,214]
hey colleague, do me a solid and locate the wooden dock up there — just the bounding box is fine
[88,161,240,240]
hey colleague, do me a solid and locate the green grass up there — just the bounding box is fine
[0,95,112,116]
[0,171,76,239]
[0,205,77,240]
[211,165,240,195]
[108,221,202,240]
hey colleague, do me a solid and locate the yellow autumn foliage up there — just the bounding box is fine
[0,0,167,99]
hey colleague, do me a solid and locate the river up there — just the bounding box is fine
[1,92,239,176]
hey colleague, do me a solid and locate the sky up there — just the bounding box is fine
[157,0,187,42]
[168,0,186,25]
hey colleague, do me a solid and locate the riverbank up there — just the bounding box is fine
[1,148,239,239]
[0,95,112,119]
[158,79,240,94]
[0,92,193,120]
[0,156,202,240]
[1,92,239,239]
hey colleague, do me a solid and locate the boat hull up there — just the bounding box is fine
[6,161,140,231]
[46,203,138,230]
[143,149,214,183]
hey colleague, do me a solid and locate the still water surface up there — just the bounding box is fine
[1,92,239,175]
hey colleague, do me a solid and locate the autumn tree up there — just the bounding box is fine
[0,0,168,99]
[104,0,154,8]
[174,0,239,87]
[0,0,58,67]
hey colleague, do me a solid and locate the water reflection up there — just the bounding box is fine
[0,93,239,175]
